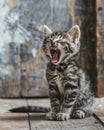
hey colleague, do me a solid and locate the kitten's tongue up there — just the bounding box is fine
[51,52,58,64]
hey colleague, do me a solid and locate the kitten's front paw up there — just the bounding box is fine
[72,110,86,119]
[46,112,56,120]
[56,113,70,121]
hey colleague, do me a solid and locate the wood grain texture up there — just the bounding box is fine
[30,116,103,130]
[0,99,29,130]
[28,98,104,130]
[0,98,103,130]
[0,0,97,97]
[96,0,104,97]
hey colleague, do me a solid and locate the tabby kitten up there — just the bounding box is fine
[42,25,93,121]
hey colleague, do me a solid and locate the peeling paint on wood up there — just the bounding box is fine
[0,0,97,97]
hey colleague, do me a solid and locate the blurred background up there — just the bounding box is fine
[0,0,103,98]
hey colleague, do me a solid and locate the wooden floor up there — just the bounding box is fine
[0,98,104,130]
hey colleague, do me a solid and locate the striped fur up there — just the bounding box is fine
[43,25,93,121]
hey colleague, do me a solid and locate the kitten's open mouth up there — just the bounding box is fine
[50,46,60,64]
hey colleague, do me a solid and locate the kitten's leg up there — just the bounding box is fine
[57,84,78,121]
[46,85,60,120]
[71,69,94,119]
[71,109,93,119]
[71,92,94,119]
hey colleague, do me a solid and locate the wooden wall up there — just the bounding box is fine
[96,0,104,97]
[0,0,98,97]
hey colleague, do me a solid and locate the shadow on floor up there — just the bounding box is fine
[29,113,46,120]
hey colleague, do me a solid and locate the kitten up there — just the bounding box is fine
[9,25,93,121]
[42,25,93,121]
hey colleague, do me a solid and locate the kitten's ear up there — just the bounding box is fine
[43,25,52,38]
[67,25,80,42]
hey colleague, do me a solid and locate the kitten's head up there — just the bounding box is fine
[43,25,81,65]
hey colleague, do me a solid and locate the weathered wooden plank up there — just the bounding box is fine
[28,98,104,130]
[94,98,104,122]
[90,98,104,123]
[96,0,104,97]
[94,98,104,112]
[29,114,103,130]
[60,117,103,130]
[0,99,29,130]
[95,112,104,122]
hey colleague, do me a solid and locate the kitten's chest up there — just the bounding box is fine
[55,70,63,93]
[47,63,78,93]
[47,68,64,93]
